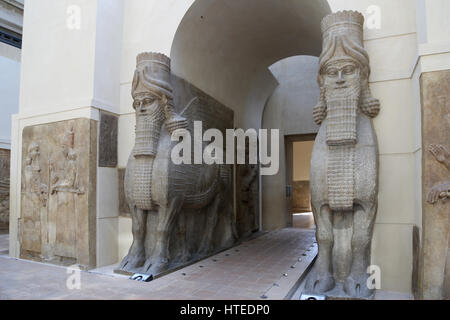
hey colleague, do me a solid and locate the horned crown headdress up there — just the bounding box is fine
[131,52,174,101]
[321,10,364,43]
[319,11,368,76]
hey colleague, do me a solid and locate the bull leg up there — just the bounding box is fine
[305,204,335,294]
[344,203,377,298]
[143,197,183,276]
[118,206,146,272]
[178,210,190,263]
[198,194,222,255]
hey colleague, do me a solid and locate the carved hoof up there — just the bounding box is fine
[305,271,335,294]
[344,273,374,299]
[146,257,170,276]
[118,253,145,273]
[118,243,145,272]
[141,257,154,275]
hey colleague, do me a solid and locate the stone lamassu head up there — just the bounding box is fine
[132,52,174,113]
[131,52,187,149]
[314,11,380,131]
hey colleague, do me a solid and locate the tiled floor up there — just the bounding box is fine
[0,229,316,300]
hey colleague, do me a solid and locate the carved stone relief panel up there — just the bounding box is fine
[99,112,118,167]
[420,70,450,300]
[21,119,97,268]
[0,148,10,231]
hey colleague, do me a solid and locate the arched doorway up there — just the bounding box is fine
[170,0,331,232]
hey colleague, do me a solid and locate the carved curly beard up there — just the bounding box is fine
[324,79,361,146]
[324,79,360,210]
[133,104,164,157]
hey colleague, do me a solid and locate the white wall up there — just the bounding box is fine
[0,42,20,149]
[19,0,96,116]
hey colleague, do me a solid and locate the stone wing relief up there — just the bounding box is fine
[169,95,236,262]
[427,144,450,204]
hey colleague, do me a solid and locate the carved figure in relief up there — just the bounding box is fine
[118,52,236,276]
[21,142,48,253]
[427,144,450,204]
[49,124,84,258]
[24,143,48,209]
[50,124,84,195]
[305,11,380,298]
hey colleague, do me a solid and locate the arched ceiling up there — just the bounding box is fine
[170,0,331,128]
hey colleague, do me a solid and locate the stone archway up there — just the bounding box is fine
[169,0,331,232]
[170,0,330,129]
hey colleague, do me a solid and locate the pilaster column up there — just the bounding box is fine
[10,0,123,268]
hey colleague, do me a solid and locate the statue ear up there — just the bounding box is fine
[161,94,168,106]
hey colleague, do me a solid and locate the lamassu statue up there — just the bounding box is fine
[305,11,380,298]
[118,52,236,276]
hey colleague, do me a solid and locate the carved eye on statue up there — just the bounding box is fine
[327,68,338,77]
[343,65,356,75]
[133,100,141,109]
[143,97,154,105]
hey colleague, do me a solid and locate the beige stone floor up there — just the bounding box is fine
[292,212,315,229]
[0,229,316,300]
